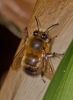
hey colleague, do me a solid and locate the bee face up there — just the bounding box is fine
[12,17,60,80]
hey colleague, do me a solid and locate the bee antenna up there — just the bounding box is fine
[44,23,59,33]
[34,16,40,31]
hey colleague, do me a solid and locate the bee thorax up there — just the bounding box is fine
[30,38,43,50]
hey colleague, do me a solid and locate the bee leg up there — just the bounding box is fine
[47,52,64,58]
[41,68,46,83]
[24,27,29,44]
[41,58,47,83]
[52,52,64,57]
[41,73,46,83]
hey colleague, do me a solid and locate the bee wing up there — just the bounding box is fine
[44,58,54,80]
[11,46,25,70]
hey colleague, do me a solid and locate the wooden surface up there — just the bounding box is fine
[0,0,36,38]
[1,0,73,100]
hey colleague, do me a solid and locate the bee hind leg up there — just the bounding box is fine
[41,74,46,83]
[40,58,47,83]
[41,71,46,83]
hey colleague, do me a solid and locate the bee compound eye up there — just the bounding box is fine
[41,34,47,39]
[33,30,38,36]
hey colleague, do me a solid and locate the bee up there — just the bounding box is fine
[11,17,63,81]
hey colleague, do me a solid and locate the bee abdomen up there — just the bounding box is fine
[25,57,38,66]
[23,64,41,75]
[21,55,41,75]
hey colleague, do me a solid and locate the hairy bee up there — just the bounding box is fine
[12,17,63,80]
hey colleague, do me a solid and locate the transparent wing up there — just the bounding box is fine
[11,46,25,70]
[44,58,54,80]
[11,27,28,70]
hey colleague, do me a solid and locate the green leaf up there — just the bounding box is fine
[43,40,73,100]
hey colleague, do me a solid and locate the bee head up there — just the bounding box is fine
[34,16,58,40]
[33,30,48,40]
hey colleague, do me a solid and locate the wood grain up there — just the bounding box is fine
[0,0,73,100]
